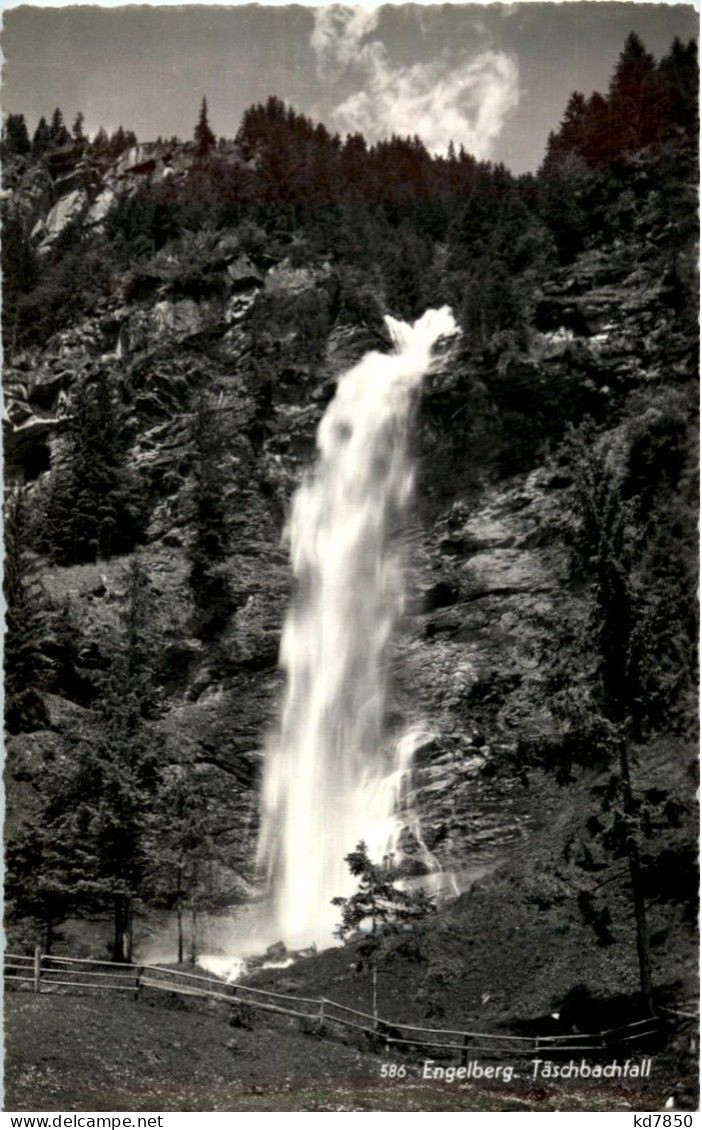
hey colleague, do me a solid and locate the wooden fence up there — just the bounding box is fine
[4,949,679,1062]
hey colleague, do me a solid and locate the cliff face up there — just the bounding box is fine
[3,129,696,1002]
[2,146,549,891]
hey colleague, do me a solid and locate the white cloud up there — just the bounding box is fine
[310,5,519,159]
[310,4,380,70]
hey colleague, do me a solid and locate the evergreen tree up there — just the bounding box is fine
[72,111,85,142]
[49,107,70,147]
[1,113,31,157]
[145,766,221,964]
[108,125,135,156]
[4,491,49,734]
[42,377,147,565]
[1,207,38,354]
[560,435,654,1010]
[460,258,522,350]
[31,115,51,157]
[658,37,699,137]
[543,92,589,169]
[5,767,103,953]
[188,393,234,637]
[92,662,157,955]
[194,97,216,157]
[57,557,161,961]
[88,126,109,154]
[608,32,663,151]
[333,841,433,1022]
[521,415,696,1015]
[381,227,432,321]
[45,596,91,705]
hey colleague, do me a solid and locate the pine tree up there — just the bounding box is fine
[333,841,433,1022]
[31,116,51,157]
[72,111,85,142]
[188,393,234,637]
[42,377,147,565]
[4,491,49,734]
[543,91,588,168]
[5,555,163,960]
[1,113,31,158]
[194,97,216,157]
[568,437,656,1011]
[109,125,133,156]
[658,37,699,137]
[145,766,221,964]
[1,207,38,354]
[75,557,161,960]
[46,596,89,704]
[523,424,683,1015]
[608,32,660,151]
[5,771,102,953]
[88,126,109,154]
[49,107,70,147]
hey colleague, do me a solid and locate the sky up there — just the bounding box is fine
[1,3,698,173]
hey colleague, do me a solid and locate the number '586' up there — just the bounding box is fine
[380,1063,407,1078]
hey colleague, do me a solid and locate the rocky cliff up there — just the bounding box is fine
[3,104,697,1028]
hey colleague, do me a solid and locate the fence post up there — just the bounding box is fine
[133,966,142,1002]
[318,998,325,1024]
[461,1034,469,1068]
[33,946,42,994]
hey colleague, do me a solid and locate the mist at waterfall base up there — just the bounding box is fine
[255,305,459,952]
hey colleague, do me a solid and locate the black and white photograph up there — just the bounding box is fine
[1,0,699,1115]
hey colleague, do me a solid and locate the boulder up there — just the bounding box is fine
[86,186,117,226]
[113,144,159,177]
[264,261,319,295]
[226,255,263,292]
[151,298,207,339]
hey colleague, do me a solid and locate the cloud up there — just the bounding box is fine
[310,4,380,71]
[335,51,519,159]
[310,6,519,159]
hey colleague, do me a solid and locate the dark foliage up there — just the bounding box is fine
[187,393,236,638]
[6,559,163,959]
[1,113,31,159]
[41,376,148,565]
[543,34,698,174]
[194,97,216,157]
[3,492,50,734]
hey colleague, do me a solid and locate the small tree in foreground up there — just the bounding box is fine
[145,764,221,965]
[332,841,434,1024]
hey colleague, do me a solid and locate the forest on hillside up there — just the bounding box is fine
[1,26,698,1061]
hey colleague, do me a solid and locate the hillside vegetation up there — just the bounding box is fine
[2,32,698,1077]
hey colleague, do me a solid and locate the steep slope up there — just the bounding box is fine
[2,72,697,1036]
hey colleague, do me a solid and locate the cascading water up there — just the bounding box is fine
[257,306,458,949]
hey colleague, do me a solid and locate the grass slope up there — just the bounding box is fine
[4,990,678,1113]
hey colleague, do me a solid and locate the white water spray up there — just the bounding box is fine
[257,306,458,948]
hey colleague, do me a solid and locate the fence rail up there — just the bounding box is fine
[4,949,674,1061]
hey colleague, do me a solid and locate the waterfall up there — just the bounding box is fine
[257,306,458,949]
